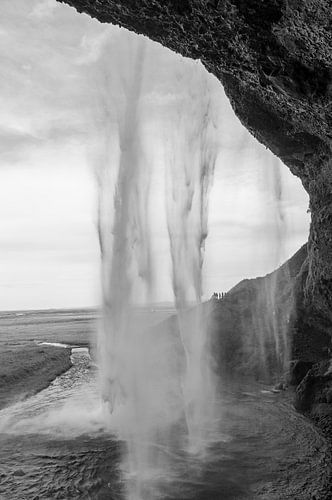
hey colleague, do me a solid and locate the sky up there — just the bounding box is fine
[0,0,310,310]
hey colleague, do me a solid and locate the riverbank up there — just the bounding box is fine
[0,308,97,410]
[0,306,173,411]
[0,345,72,410]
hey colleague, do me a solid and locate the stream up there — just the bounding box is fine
[0,347,330,500]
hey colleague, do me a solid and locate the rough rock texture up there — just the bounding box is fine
[206,244,332,434]
[295,359,332,437]
[286,359,314,386]
[58,0,332,343]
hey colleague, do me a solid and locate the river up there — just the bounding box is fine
[0,347,330,499]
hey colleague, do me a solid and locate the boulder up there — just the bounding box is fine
[286,359,314,386]
[294,360,332,436]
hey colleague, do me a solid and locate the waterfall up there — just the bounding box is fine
[86,25,297,498]
[162,69,219,450]
[97,38,152,415]
[88,31,221,498]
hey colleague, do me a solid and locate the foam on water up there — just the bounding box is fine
[0,337,326,500]
[36,341,71,348]
[0,348,102,438]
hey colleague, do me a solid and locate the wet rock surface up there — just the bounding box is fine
[207,245,332,436]
[209,245,330,378]
[295,359,332,437]
[286,359,314,386]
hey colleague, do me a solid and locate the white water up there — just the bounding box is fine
[0,348,101,438]
[163,68,219,450]
[1,344,323,500]
[89,34,221,498]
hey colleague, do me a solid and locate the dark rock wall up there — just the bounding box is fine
[208,245,331,381]
[57,0,332,338]
[295,359,332,437]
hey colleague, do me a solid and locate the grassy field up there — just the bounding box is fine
[0,308,98,347]
[0,345,72,410]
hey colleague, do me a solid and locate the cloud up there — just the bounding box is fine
[0,127,41,158]
[29,0,57,19]
[0,0,310,309]
[0,0,107,169]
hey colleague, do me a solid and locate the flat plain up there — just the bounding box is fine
[0,306,174,410]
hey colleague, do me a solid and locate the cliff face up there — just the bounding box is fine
[208,245,330,381]
[57,0,332,339]
[206,245,332,434]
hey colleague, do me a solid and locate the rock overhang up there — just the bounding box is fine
[56,0,332,335]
